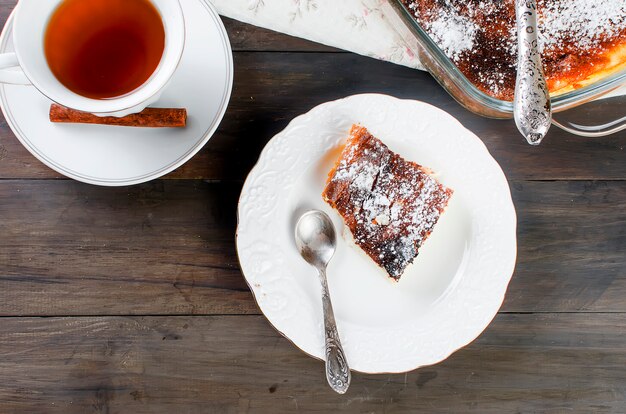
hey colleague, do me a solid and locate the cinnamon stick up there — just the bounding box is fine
[49,104,187,128]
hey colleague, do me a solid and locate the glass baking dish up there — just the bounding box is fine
[381,0,626,137]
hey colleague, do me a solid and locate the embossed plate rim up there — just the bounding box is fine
[236,93,517,374]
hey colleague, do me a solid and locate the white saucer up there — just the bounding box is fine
[0,0,233,186]
[237,94,517,373]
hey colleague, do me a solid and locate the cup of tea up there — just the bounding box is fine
[0,0,185,117]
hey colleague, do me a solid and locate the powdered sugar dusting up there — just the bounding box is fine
[404,0,625,60]
[538,0,626,52]
[426,9,478,62]
[323,126,453,280]
[401,0,626,100]
[405,1,479,62]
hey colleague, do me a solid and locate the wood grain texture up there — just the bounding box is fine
[0,180,624,316]
[0,54,624,181]
[504,180,626,312]
[0,180,256,316]
[224,17,342,52]
[0,314,625,414]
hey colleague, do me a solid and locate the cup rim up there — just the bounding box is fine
[12,0,186,114]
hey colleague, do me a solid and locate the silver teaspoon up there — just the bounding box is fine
[295,210,351,394]
[514,0,552,145]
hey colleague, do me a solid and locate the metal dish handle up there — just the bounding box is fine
[551,88,626,137]
[552,118,626,137]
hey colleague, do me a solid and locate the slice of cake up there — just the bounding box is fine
[322,125,453,281]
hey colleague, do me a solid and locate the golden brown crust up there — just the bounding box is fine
[323,125,453,280]
[400,0,626,101]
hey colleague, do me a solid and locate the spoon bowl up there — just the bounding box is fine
[295,210,337,270]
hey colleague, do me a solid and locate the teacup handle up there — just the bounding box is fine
[0,53,31,85]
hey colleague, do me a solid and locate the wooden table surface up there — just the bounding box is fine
[1,5,625,413]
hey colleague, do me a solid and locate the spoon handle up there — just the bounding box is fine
[514,0,552,145]
[318,267,351,394]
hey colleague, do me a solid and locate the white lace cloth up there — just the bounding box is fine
[210,0,424,70]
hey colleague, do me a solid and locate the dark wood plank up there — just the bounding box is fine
[0,180,257,316]
[0,314,624,413]
[1,180,624,316]
[0,0,14,25]
[224,18,341,52]
[504,180,626,312]
[1,52,624,181]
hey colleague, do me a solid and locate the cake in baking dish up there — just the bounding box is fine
[322,125,453,281]
[400,0,626,100]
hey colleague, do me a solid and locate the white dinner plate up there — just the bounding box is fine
[0,0,233,186]
[237,94,517,373]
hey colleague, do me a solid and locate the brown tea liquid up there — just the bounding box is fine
[44,0,165,100]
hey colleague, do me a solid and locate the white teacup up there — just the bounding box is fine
[0,0,185,117]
